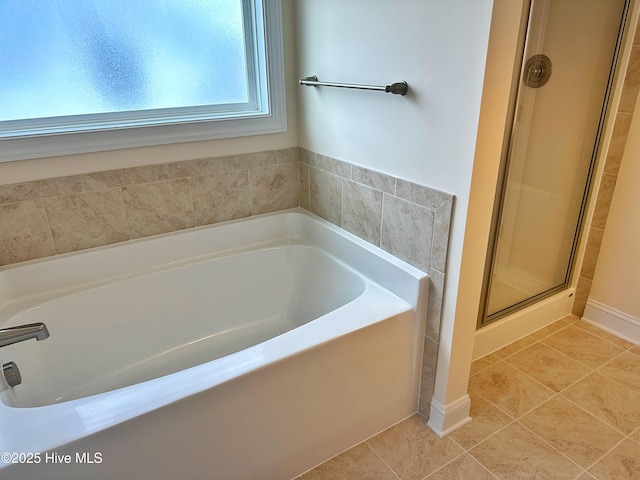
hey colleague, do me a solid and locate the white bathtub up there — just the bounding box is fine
[0,208,428,480]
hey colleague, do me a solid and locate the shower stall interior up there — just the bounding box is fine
[479,0,630,327]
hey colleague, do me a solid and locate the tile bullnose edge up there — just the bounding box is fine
[427,395,472,438]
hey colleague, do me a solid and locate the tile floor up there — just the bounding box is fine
[297,315,640,479]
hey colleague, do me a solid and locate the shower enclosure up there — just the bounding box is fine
[479,0,630,326]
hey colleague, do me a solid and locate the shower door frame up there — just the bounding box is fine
[478,0,632,328]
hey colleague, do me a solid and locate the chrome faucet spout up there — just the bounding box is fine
[0,323,50,348]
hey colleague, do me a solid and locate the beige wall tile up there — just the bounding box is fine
[426,269,445,341]
[381,194,434,273]
[123,179,195,239]
[80,166,158,191]
[156,158,220,181]
[351,165,396,194]
[275,147,299,164]
[0,177,82,205]
[250,162,299,215]
[298,162,310,210]
[420,336,439,414]
[431,200,453,273]
[395,179,452,210]
[604,113,633,175]
[0,201,55,265]
[618,45,640,114]
[219,151,277,172]
[191,171,251,226]
[342,180,383,246]
[591,172,618,230]
[309,168,342,225]
[572,276,592,317]
[44,190,129,254]
[580,227,605,280]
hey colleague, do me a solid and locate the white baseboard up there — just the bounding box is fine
[582,300,640,344]
[426,395,472,438]
[473,289,574,359]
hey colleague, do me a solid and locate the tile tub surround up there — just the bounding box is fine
[0,145,453,422]
[299,149,455,417]
[0,148,299,266]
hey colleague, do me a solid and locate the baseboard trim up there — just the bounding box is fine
[582,299,640,344]
[426,395,472,438]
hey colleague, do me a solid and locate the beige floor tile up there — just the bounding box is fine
[520,396,623,468]
[528,319,572,341]
[426,454,495,480]
[449,391,512,450]
[542,325,625,369]
[470,353,501,376]
[506,342,592,392]
[588,438,640,479]
[574,320,635,349]
[470,422,582,479]
[629,345,640,357]
[298,443,397,480]
[599,351,640,395]
[468,362,554,418]
[493,336,538,359]
[561,372,640,434]
[366,415,463,480]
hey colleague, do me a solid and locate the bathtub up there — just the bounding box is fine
[0,208,428,480]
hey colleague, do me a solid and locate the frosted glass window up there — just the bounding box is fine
[1,0,248,120]
[0,0,286,161]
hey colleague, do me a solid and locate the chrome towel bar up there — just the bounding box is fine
[299,75,408,96]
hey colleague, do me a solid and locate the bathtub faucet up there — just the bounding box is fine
[0,323,50,348]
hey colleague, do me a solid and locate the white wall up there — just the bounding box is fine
[0,1,299,186]
[588,94,640,321]
[295,0,494,412]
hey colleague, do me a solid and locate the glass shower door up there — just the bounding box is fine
[481,0,628,325]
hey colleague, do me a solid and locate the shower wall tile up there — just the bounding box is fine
[618,46,640,114]
[123,178,196,239]
[572,276,592,317]
[44,190,129,254]
[275,147,299,164]
[191,171,251,225]
[0,201,55,265]
[603,113,633,174]
[591,172,618,230]
[580,227,605,280]
[299,161,311,210]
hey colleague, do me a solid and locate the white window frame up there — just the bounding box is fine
[0,0,285,162]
